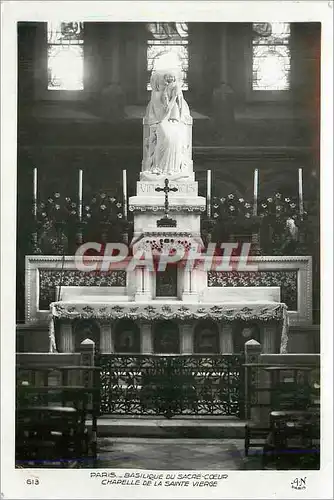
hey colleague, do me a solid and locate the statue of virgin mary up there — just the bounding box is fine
[142,69,193,180]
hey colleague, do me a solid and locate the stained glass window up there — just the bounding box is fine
[146,23,189,90]
[47,22,84,90]
[252,22,291,91]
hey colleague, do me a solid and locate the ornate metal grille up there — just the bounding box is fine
[97,354,244,419]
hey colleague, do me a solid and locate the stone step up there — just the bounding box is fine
[87,416,249,439]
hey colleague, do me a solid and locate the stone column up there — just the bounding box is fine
[183,268,190,293]
[135,267,152,301]
[143,268,152,296]
[99,320,115,353]
[182,269,198,302]
[59,320,74,353]
[181,322,194,354]
[262,321,278,353]
[219,322,234,354]
[140,321,153,354]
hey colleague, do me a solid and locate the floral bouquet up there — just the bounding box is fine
[37,193,79,226]
[83,192,124,224]
[258,192,306,226]
[212,194,261,229]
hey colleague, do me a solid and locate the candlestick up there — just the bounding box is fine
[207,170,212,218]
[253,168,259,216]
[78,169,83,221]
[33,168,37,220]
[298,168,304,216]
[122,169,128,219]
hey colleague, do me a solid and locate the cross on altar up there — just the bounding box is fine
[155,178,178,228]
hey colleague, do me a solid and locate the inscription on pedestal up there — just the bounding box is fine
[137,182,197,196]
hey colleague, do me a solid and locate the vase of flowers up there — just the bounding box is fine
[258,192,307,255]
[36,193,79,254]
[83,192,125,243]
[210,194,262,250]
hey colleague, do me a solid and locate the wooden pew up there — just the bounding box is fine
[16,365,100,468]
[244,363,320,467]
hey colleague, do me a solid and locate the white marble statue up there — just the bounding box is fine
[141,69,193,181]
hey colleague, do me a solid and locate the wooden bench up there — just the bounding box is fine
[16,365,100,468]
[244,364,320,466]
[245,424,270,457]
[263,410,320,469]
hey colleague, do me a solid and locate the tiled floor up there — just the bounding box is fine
[96,438,263,470]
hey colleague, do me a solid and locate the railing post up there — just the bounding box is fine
[244,339,262,422]
[79,338,97,462]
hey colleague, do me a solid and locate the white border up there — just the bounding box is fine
[1,2,333,499]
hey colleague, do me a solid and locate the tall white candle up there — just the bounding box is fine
[298,168,304,216]
[33,168,37,219]
[207,170,212,218]
[253,168,259,216]
[78,169,83,221]
[122,169,128,219]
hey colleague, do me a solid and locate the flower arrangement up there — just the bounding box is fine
[83,192,124,224]
[212,194,260,229]
[213,194,251,217]
[37,193,79,226]
[257,192,306,224]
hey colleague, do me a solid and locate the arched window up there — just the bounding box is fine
[47,21,84,91]
[114,319,140,353]
[146,23,189,90]
[154,320,180,354]
[73,319,100,352]
[233,322,261,353]
[252,22,291,91]
[194,320,219,354]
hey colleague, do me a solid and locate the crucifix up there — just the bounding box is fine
[155,178,178,228]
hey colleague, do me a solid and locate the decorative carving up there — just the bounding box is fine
[129,205,205,213]
[135,236,195,254]
[39,270,126,310]
[208,270,298,310]
[50,301,288,323]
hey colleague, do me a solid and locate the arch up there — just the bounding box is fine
[233,321,261,353]
[194,319,219,354]
[153,320,180,354]
[114,319,140,353]
[73,318,100,352]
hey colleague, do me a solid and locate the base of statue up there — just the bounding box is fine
[140,169,194,182]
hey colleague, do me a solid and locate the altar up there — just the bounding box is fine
[49,286,289,355]
[23,66,317,357]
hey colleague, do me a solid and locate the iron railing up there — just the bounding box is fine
[96,354,245,419]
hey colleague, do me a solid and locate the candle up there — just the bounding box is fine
[78,169,83,221]
[33,168,37,219]
[207,170,212,218]
[122,169,128,219]
[253,168,259,216]
[298,168,304,216]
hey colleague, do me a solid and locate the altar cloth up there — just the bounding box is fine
[49,300,289,354]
